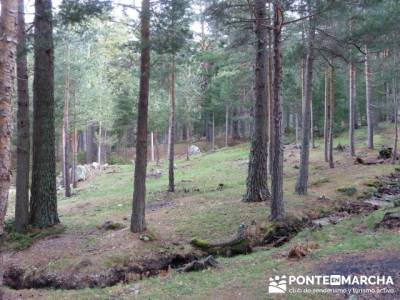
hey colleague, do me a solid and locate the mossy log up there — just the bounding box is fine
[263,216,309,247]
[190,224,252,256]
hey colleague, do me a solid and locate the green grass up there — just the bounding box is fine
[3,122,400,299]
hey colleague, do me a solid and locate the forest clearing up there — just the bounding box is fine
[1,0,400,299]
[2,125,400,299]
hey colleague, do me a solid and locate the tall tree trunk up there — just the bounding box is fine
[232,105,240,140]
[270,0,284,221]
[186,125,191,161]
[225,104,229,147]
[365,45,374,149]
[212,112,215,151]
[267,1,274,175]
[154,131,160,166]
[62,36,71,197]
[349,61,356,157]
[86,124,96,163]
[295,111,299,144]
[72,128,77,188]
[15,0,30,233]
[98,121,102,165]
[295,6,315,195]
[328,65,335,168]
[392,78,398,164]
[324,70,329,162]
[0,0,18,236]
[310,98,315,148]
[168,53,176,192]
[71,93,77,188]
[243,0,270,202]
[131,0,150,233]
[150,131,155,162]
[30,0,59,227]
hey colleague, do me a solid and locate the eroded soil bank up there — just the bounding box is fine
[3,169,400,291]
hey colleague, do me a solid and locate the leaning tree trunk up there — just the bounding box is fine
[15,0,30,233]
[392,78,398,164]
[0,0,18,236]
[328,65,335,168]
[365,45,374,149]
[168,52,176,193]
[131,0,150,233]
[349,61,356,157]
[324,70,329,162]
[30,0,59,228]
[270,0,284,221]
[295,7,316,195]
[243,0,270,202]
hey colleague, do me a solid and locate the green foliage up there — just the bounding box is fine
[58,0,112,26]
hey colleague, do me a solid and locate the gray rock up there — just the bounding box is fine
[76,165,87,182]
[188,145,201,156]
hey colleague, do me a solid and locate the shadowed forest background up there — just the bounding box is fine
[0,0,400,299]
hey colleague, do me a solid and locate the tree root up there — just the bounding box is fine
[176,255,218,272]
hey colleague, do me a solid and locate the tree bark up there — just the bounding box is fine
[225,104,229,147]
[15,0,30,233]
[349,61,356,157]
[98,121,102,165]
[71,93,77,188]
[295,111,299,144]
[168,53,176,192]
[211,112,215,151]
[0,0,18,236]
[30,0,59,227]
[131,0,150,233]
[365,45,374,149]
[295,5,315,195]
[310,97,315,148]
[267,1,274,175]
[270,0,284,221]
[150,131,155,162]
[392,78,398,164]
[328,65,335,168]
[232,105,240,140]
[62,36,71,197]
[154,131,160,166]
[243,0,270,202]
[324,70,329,162]
[71,128,77,188]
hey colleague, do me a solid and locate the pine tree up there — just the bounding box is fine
[15,0,31,232]
[0,0,18,236]
[30,0,59,227]
[131,0,151,233]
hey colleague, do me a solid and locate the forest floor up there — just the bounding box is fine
[2,122,400,299]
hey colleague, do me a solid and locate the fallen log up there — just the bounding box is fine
[355,157,384,165]
[190,224,252,256]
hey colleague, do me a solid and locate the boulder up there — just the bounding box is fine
[76,165,87,182]
[146,168,162,179]
[188,145,201,156]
